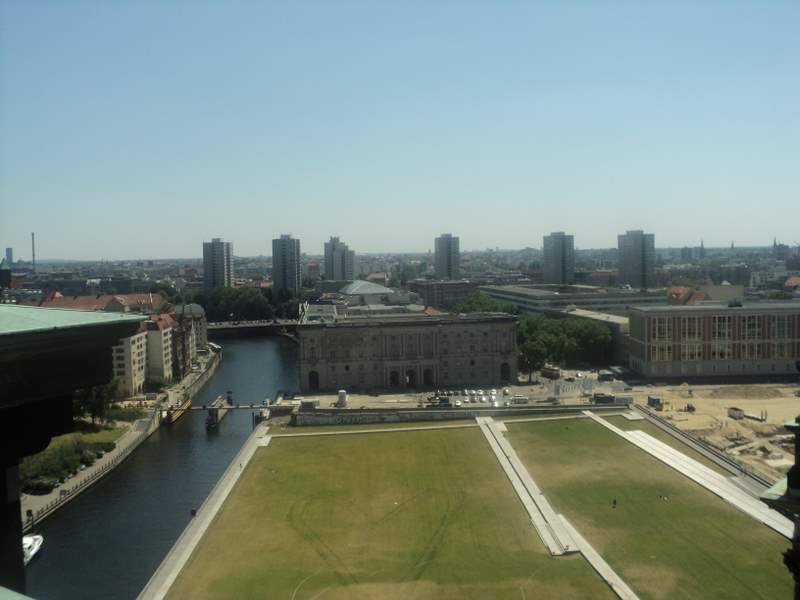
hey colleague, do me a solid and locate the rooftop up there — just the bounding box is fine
[338,280,393,295]
[0,305,146,336]
[631,301,800,313]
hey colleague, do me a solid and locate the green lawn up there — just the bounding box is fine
[506,419,791,600]
[167,429,613,600]
[47,422,128,449]
[603,415,730,476]
[272,420,478,435]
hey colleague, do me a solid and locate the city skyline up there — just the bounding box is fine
[1,2,798,260]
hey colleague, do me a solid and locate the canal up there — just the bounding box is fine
[26,337,298,600]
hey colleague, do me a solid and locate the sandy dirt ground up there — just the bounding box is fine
[625,381,800,481]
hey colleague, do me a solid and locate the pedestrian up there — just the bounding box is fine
[612,499,617,508]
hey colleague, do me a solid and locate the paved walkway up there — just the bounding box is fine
[584,411,792,539]
[478,416,640,599]
[136,424,271,600]
[476,416,577,555]
[272,422,479,437]
[559,515,640,600]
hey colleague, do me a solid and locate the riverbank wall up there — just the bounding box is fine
[290,402,630,426]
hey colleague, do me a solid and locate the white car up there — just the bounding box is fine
[490,389,497,395]
[455,400,462,407]
[480,395,487,403]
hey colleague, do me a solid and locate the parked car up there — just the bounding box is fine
[503,388,510,396]
[490,389,497,395]
[454,400,462,407]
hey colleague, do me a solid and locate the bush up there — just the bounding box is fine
[19,440,117,493]
[106,404,146,422]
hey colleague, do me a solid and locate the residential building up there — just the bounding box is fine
[112,327,147,397]
[618,230,656,289]
[272,234,302,293]
[323,237,355,281]
[434,233,460,280]
[202,238,234,291]
[408,279,477,308]
[146,314,175,385]
[543,232,575,284]
[680,246,693,261]
[298,307,517,392]
[627,302,800,377]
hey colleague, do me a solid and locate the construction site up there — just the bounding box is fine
[633,382,800,481]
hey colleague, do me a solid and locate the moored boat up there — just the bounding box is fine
[23,534,43,566]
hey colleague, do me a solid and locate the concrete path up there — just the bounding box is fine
[476,417,577,555]
[559,515,640,600]
[271,422,479,437]
[584,411,792,539]
[136,424,271,600]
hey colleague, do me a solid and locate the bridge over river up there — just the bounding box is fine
[207,319,299,339]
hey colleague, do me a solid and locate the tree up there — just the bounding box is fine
[73,380,118,424]
[519,337,547,381]
[452,292,519,315]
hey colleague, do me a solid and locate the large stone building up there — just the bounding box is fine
[618,230,656,290]
[628,302,800,377]
[543,232,575,284]
[434,233,460,280]
[323,236,355,281]
[298,307,517,392]
[202,237,234,291]
[272,234,302,293]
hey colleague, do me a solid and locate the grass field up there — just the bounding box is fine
[272,420,478,435]
[603,415,730,476]
[506,419,792,600]
[167,428,614,600]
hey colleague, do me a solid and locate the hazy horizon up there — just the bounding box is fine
[2,2,798,261]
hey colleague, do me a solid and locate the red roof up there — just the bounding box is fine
[39,293,165,312]
[785,276,800,289]
[148,313,177,331]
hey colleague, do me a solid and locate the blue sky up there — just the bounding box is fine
[1,1,797,260]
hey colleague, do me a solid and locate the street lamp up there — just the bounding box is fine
[761,415,800,599]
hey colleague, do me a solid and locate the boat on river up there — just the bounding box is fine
[165,395,191,424]
[23,534,43,566]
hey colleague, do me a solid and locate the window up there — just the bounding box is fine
[651,317,672,341]
[681,343,702,361]
[681,316,701,341]
[711,342,732,360]
[744,315,761,340]
[649,343,672,362]
[772,315,789,339]
[712,315,731,340]
[742,342,761,360]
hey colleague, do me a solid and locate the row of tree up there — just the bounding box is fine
[176,287,309,322]
[516,315,613,380]
[452,292,614,380]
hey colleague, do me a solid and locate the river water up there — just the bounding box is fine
[25,337,298,600]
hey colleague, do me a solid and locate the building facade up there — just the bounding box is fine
[146,315,174,385]
[272,234,302,293]
[543,232,575,284]
[112,329,147,397]
[618,230,655,290]
[434,233,460,280]
[408,279,477,308]
[323,236,355,281]
[298,313,517,392]
[628,303,800,377]
[202,238,234,291]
